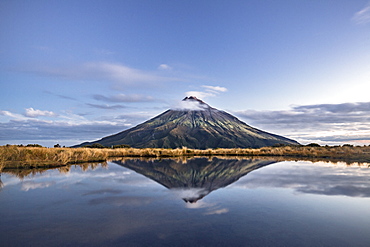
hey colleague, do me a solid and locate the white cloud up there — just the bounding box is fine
[21,181,56,191]
[202,85,228,93]
[24,108,56,118]
[158,64,172,70]
[204,208,229,215]
[235,101,370,145]
[352,2,370,24]
[0,108,138,146]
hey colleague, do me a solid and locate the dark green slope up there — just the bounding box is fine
[76,97,299,148]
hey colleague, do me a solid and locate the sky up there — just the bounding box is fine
[1,0,370,147]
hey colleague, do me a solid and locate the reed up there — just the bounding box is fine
[1,145,370,171]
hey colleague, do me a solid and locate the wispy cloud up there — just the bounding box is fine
[235,101,370,145]
[43,91,77,101]
[116,112,159,123]
[0,110,27,120]
[89,196,153,206]
[352,2,370,24]
[86,103,126,110]
[84,62,167,84]
[26,62,178,87]
[93,93,157,103]
[202,85,227,93]
[94,49,115,56]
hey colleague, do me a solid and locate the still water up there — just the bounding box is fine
[1,157,370,247]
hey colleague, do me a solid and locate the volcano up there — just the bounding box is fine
[76,96,299,149]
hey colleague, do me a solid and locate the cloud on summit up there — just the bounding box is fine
[171,100,208,111]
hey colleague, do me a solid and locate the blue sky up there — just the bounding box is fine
[1,0,370,147]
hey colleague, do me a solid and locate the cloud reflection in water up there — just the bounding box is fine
[233,161,370,198]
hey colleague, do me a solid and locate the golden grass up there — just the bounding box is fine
[1,145,370,171]
[0,146,108,169]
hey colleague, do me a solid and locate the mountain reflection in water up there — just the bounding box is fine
[112,157,277,203]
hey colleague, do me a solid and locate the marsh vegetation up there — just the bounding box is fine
[2,144,370,171]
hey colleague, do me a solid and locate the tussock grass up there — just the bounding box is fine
[0,146,108,169]
[1,145,370,171]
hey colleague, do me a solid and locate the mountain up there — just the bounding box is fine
[113,157,277,203]
[75,96,299,149]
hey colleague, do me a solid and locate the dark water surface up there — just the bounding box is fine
[1,158,370,247]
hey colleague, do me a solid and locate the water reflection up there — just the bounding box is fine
[2,158,370,246]
[233,161,370,198]
[112,157,277,203]
[2,158,370,200]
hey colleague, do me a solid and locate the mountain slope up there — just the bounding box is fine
[76,96,299,148]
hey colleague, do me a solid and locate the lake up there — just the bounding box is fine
[1,157,370,247]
